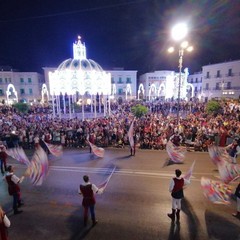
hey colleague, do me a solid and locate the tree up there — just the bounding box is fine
[205,100,222,115]
[12,103,29,113]
[131,104,148,118]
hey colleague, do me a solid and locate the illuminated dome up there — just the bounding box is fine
[57,58,104,72]
[48,36,111,96]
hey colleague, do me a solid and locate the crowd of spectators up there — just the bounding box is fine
[0,100,240,155]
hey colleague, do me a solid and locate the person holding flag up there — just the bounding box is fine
[167,169,190,222]
[5,165,25,215]
[232,182,240,218]
[78,175,103,227]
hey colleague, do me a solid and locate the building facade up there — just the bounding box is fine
[138,70,192,101]
[108,68,137,102]
[188,60,240,102]
[0,68,43,104]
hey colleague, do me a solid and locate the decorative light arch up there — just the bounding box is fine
[6,84,18,105]
[125,84,132,100]
[138,83,145,100]
[41,84,49,104]
[148,84,157,101]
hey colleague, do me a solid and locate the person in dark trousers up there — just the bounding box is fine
[0,143,8,175]
[5,165,25,215]
[232,182,240,218]
[167,169,190,222]
[79,175,102,227]
[130,135,136,156]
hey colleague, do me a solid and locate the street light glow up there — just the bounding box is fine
[171,23,188,41]
[168,47,175,53]
[180,41,189,49]
[187,46,194,52]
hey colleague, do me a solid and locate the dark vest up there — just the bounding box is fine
[80,184,96,207]
[6,175,20,196]
[171,178,184,199]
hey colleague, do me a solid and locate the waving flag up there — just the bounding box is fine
[43,141,63,157]
[201,177,232,205]
[166,141,186,163]
[97,166,116,192]
[89,141,105,158]
[26,146,49,186]
[217,161,240,184]
[208,145,232,165]
[183,160,196,181]
[128,119,135,149]
[6,147,30,166]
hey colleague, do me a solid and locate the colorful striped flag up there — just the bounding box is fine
[217,161,240,184]
[6,147,30,166]
[88,141,105,158]
[26,146,49,186]
[208,145,232,165]
[43,141,63,157]
[166,141,186,163]
[201,177,232,205]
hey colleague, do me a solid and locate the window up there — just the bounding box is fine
[5,78,7,83]
[126,77,132,83]
[118,88,123,95]
[206,83,209,90]
[28,78,32,83]
[0,78,2,83]
[20,89,25,95]
[9,78,11,83]
[195,78,198,83]
[111,77,115,84]
[216,83,220,90]
[227,82,231,89]
[0,89,3,95]
[194,87,197,92]
[217,70,220,78]
[206,72,210,78]
[118,77,123,83]
[20,78,24,83]
[228,69,232,76]
[29,88,33,95]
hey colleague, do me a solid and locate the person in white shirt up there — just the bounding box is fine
[167,169,190,222]
[78,175,103,227]
[5,165,25,215]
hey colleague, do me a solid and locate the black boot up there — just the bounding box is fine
[167,209,176,222]
[83,217,88,227]
[176,209,180,222]
[92,218,98,226]
[14,209,23,215]
[232,212,240,218]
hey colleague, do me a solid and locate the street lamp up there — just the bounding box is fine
[168,23,193,125]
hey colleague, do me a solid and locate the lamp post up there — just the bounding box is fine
[168,23,193,125]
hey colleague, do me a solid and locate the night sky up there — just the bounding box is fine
[0,0,239,75]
